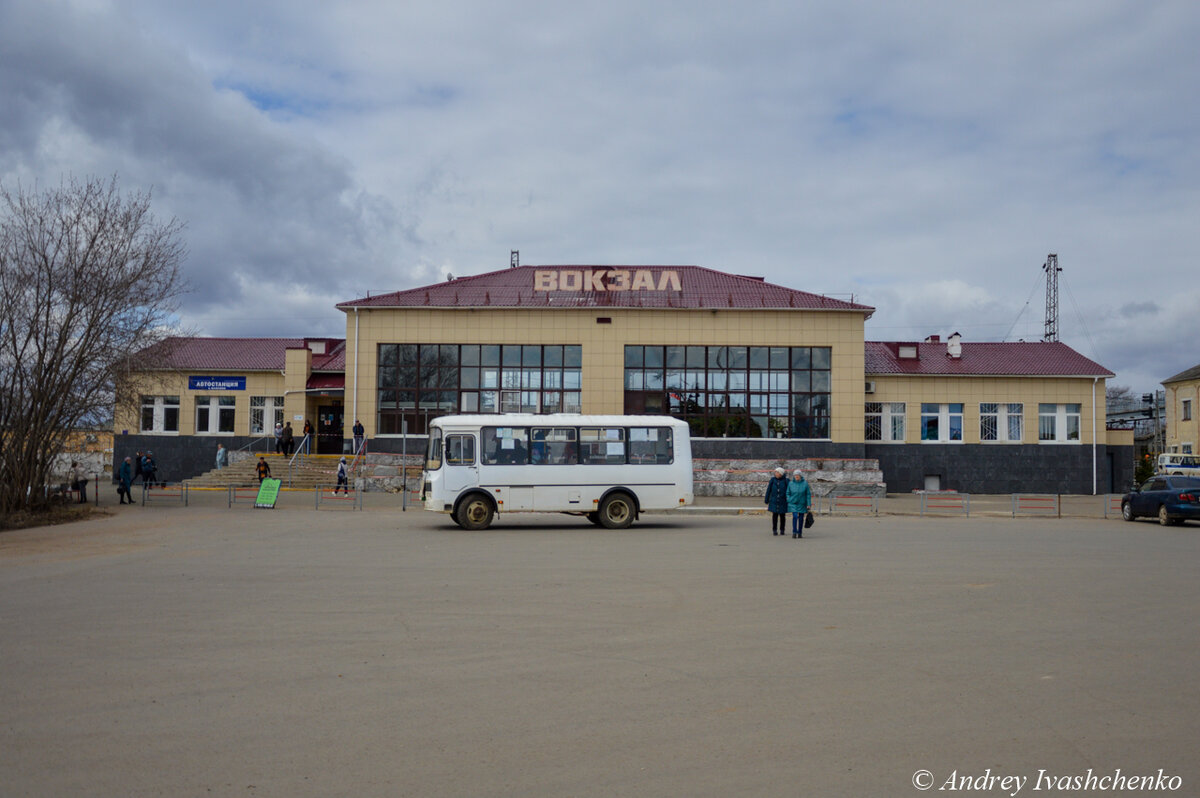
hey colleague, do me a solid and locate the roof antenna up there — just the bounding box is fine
[1043,253,1061,342]
[510,250,519,269]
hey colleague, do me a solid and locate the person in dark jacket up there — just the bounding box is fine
[117,457,133,505]
[281,422,295,457]
[764,467,790,536]
[141,451,158,488]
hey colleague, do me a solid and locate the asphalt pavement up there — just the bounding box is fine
[1,499,1195,797]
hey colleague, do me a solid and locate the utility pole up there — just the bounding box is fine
[1043,253,1061,342]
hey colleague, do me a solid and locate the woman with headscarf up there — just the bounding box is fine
[764,467,790,536]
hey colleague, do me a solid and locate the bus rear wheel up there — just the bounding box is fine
[456,495,495,530]
[598,492,635,529]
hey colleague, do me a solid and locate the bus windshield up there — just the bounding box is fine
[425,427,443,470]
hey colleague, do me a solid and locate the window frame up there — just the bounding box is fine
[920,403,964,443]
[980,402,1023,443]
[865,402,906,442]
[195,395,237,435]
[139,395,180,434]
[1038,403,1082,443]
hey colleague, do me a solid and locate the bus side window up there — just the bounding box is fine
[482,427,528,464]
[446,434,475,466]
[629,427,673,464]
[580,427,626,465]
[532,427,577,465]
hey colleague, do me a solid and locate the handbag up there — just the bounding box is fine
[804,511,814,529]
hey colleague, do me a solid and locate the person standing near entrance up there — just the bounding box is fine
[274,422,283,454]
[352,419,365,454]
[281,422,294,457]
[764,467,789,536]
[787,469,812,539]
[215,443,228,470]
[302,419,314,454]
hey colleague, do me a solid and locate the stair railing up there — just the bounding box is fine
[284,434,316,487]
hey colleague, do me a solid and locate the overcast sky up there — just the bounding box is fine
[3,0,1197,394]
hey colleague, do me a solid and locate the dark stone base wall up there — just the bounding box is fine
[116,433,1136,496]
[692,439,864,461]
[866,443,1136,495]
[112,435,280,483]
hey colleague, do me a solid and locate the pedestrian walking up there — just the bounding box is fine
[764,467,789,535]
[335,456,349,494]
[117,456,133,505]
[352,419,365,454]
[255,456,272,484]
[787,469,812,539]
[215,442,228,470]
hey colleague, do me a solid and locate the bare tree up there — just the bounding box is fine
[0,176,187,515]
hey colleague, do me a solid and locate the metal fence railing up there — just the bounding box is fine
[919,491,970,517]
[1010,494,1060,518]
[142,482,189,507]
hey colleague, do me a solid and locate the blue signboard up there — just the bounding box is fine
[188,376,247,391]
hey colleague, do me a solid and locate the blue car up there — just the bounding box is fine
[1122,475,1200,526]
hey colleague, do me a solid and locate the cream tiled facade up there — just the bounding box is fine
[1163,368,1200,455]
[343,306,866,441]
[869,375,1109,445]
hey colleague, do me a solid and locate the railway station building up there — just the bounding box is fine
[114,264,1130,493]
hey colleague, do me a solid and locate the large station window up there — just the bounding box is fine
[623,345,832,439]
[377,344,582,434]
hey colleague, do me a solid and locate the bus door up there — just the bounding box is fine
[444,433,479,494]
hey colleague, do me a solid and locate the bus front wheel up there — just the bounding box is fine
[598,492,635,529]
[456,495,495,530]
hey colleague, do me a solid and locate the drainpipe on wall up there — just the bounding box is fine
[1092,377,1098,495]
[353,307,360,432]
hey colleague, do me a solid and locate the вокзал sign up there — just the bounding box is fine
[534,269,682,292]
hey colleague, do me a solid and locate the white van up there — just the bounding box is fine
[1157,453,1200,476]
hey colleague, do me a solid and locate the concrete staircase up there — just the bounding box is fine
[694,457,886,499]
[186,453,350,490]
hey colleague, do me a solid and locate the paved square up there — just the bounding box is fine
[2,501,1197,796]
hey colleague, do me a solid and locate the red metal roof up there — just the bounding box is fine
[306,373,345,390]
[338,265,874,314]
[865,340,1114,377]
[142,337,345,371]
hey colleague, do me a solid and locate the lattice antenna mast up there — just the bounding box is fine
[1043,253,1061,342]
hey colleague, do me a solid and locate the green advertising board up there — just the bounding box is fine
[255,478,282,509]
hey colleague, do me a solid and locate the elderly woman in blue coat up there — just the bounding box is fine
[787,469,812,539]
[764,467,790,536]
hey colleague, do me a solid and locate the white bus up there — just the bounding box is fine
[1157,453,1200,476]
[422,414,693,530]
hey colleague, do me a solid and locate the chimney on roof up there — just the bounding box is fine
[947,332,962,359]
[924,334,940,343]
